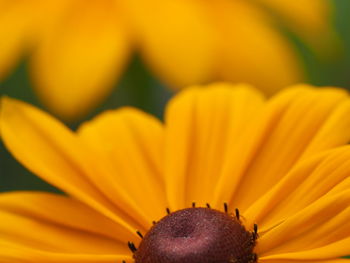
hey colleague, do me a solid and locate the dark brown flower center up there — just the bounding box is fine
[134,207,257,263]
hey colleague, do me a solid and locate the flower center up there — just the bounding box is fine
[133,207,257,263]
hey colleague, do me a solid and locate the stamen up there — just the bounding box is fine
[166,207,171,214]
[206,203,211,208]
[192,202,196,208]
[224,202,228,213]
[127,241,137,253]
[136,230,143,239]
[235,208,240,221]
[252,224,259,240]
[254,224,258,235]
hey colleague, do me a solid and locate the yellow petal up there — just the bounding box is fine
[257,190,350,257]
[163,83,265,210]
[202,0,302,95]
[0,97,143,235]
[77,107,166,223]
[0,192,132,262]
[260,237,350,260]
[260,258,350,263]
[31,0,130,120]
[124,0,217,88]
[262,218,350,257]
[0,240,131,263]
[213,85,350,211]
[245,146,350,230]
[0,191,132,243]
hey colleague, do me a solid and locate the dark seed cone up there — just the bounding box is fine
[134,207,256,263]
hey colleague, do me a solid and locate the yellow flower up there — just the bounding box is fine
[1,83,350,262]
[0,0,334,120]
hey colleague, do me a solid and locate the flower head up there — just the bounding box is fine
[0,0,334,119]
[1,83,350,262]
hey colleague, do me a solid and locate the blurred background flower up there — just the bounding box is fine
[0,0,342,120]
[1,0,350,198]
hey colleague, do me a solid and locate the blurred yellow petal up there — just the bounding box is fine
[0,97,145,234]
[77,107,166,223]
[0,2,25,78]
[124,0,217,88]
[259,0,330,32]
[202,0,302,95]
[257,0,336,51]
[0,0,70,79]
[0,0,340,115]
[163,83,265,210]
[0,0,38,79]
[31,0,130,120]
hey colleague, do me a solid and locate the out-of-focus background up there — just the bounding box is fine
[1,0,350,193]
